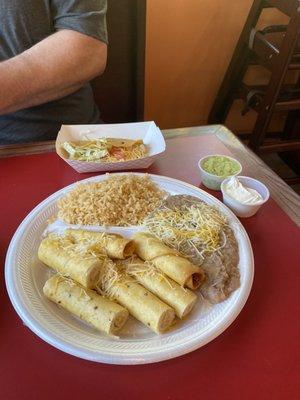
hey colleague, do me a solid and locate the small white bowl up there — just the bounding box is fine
[198,154,242,190]
[221,176,270,218]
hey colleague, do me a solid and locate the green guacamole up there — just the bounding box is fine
[202,156,240,177]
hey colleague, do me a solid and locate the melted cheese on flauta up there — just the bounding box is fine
[48,232,110,260]
[123,258,175,288]
[97,259,132,299]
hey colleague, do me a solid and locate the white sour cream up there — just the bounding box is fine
[223,176,263,205]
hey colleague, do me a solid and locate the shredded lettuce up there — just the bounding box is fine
[62,141,109,161]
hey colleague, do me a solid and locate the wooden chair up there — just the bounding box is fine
[208,0,300,154]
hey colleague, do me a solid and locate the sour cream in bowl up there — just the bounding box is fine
[221,176,269,218]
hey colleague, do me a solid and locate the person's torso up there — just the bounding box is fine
[0,0,53,59]
[0,0,99,144]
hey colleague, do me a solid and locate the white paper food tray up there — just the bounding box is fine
[56,121,166,173]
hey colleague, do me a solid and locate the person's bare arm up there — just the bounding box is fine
[0,29,107,115]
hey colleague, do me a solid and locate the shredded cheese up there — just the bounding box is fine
[143,201,228,257]
[123,257,174,289]
[97,259,130,300]
[47,232,107,261]
[78,287,92,302]
[105,143,147,163]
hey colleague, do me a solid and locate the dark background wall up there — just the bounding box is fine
[92,0,146,123]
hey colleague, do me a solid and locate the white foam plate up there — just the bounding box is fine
[5,173,254,364]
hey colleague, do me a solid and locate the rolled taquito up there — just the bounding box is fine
[125,257,197,318]
[100,263,175,334]
[132,232,205,289]
[38,237,102,289]
[66,229,135,259]
[43,275,129,335]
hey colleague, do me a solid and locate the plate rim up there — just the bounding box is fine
[5,172,254,364]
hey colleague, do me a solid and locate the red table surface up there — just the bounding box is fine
[0,136,299,400]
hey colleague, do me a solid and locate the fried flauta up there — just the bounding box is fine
[65,229,135,259]
[124,257,197,319]
[99,262,175,334]
[38,236,102,289]
[43,275,129,335]
[132,233,205,289]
